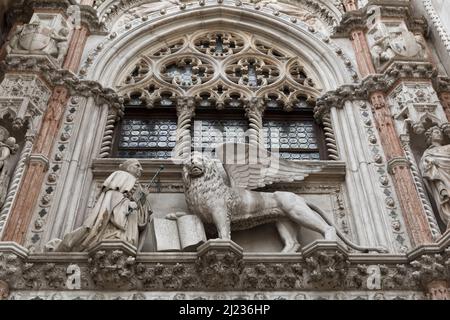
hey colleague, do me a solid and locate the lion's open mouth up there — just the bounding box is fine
[190,166,203,176]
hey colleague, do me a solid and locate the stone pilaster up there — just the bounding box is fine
[2,87,69,244]
[350,30,376,78]
[63,26,89,73]
[341,2,436,246]
[1,3,92,244]
[370,92,433,245]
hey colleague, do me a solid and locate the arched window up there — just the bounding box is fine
[113,31,326,160]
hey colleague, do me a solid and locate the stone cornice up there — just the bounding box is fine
[76,5,107,34]
[95,0,342,31]
[0,235,449,293]
[334,0,427,37]
[315,62,437,119]
[91,158,347,182]
[2,55,123,113]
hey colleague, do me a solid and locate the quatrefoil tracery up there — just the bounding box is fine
[193,32,245,57]
[225,56,281,88]
[160,56,215,88]
[117,31,321,110]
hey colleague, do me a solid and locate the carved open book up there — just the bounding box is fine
[150,215,207,252]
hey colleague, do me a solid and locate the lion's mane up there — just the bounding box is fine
[182,156,238,225]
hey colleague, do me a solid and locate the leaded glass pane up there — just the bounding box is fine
[118,119,177,159]
[263,120,320,159]
[192,119,248,151]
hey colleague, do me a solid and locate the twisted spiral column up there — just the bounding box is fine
[0,136,33,236]
[244,97,265,147]
[175,97,195,158]
[322,112,339,160]
[99,109,119,158]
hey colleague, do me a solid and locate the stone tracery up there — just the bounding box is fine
[114,30,326,160]
[0,0,448,301]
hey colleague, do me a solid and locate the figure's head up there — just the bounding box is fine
[119,159,143,178]
[184,151,208,178]
[426,126,443,146]
[5,137,16,148]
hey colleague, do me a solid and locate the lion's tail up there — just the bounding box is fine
[306,201,389,254]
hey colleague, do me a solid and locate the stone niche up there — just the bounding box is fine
[6,12,71,67]
[89,159,349,253]
[366,19,428,72]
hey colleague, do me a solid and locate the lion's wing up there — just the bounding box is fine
[215,143,324,189]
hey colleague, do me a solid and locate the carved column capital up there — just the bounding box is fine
[176,96,196,118]
[244,97,265,146]
[28,154,50,171]
[387,157,410,175]
[244,97,265,116]
[411,253,450,299]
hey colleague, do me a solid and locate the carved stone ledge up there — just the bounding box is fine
[410,253,449,291]
[77,5,107,34]
[0,242,29,259]
[3,55,123,112]
[196,240,244,290]
[0,242,28,291]
[87,240,137,290]
[315,62,438,115]
[0,237,448,293]
[91,159,347,190]
[302,241,350,290]
[334,0,427,37]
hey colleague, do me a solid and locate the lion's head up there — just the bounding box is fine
[182,152,228,187]
[184,151,207,178]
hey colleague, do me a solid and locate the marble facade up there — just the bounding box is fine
[0,0,448,300]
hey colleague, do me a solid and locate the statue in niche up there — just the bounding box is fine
[420,127,450,230]
[0,126,18,209]
[180,143,387,253]
[6,16,69,65]
[369,21,428,69]
[46,159,152,252]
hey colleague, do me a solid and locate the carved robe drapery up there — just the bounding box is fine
[420,144,450,228]
[54,170,151,251]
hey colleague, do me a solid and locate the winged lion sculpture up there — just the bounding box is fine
[179,143,387,253]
